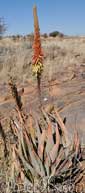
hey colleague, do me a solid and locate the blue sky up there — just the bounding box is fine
[0,0,85,36]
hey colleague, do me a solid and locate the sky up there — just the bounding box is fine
[0,0,85,36]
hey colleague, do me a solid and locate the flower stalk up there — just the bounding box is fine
[32,5,44,104]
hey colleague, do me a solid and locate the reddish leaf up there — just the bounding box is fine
[49,123,60,163]
[46,122,54,153]
[38,129,46,160]
[74,130,80,156]
[54,109,69,148]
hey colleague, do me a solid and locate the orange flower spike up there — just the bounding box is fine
[32,5,43,76]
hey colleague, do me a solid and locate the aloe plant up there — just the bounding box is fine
[7,52,84,193]
[9,105,83,192]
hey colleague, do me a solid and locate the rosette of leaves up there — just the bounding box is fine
[9,107,84,192]
[7,78,84,192]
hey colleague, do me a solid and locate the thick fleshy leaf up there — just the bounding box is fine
[13,120,29,160]
[74,130,80,157]
[35,119,41,139]
[56,159,70,176]
[46,122,54,154]
[20,128,28,160]
[49,123,60,163]
[24,130,45,177]
[28,111,36,140]
[45,155,51,176]
[50,147,64,177]
[54,109,70,149]
[15,146,35,183]
[38,129,46,160]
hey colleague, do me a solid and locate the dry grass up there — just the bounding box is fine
[0,35,85,83]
